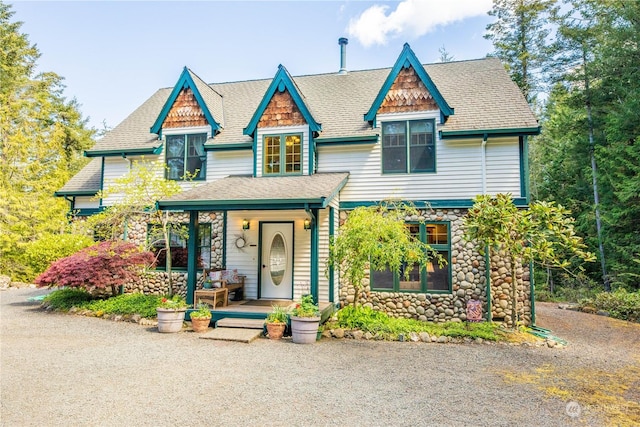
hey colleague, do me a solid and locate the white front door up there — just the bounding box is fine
[260,222,294,299]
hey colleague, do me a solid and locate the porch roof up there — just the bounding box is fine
[157,172,349,211]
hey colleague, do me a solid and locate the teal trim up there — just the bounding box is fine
[158,198,330,211]
[186,212,199,306]
[309,130,314,176]
[520,136,530,202]
[84,146,163,157]
[150,67,220,135]
[310,208,319,302]
[253,133,258,177]
[222,211,227,268]
[440,127,541,139]
[261,133,304,177]
[204,142,253,151]
[243,65,321,137]
[530,260,536,325]
[485,248,492,321]
[315,135,379,145]
[54,190,98,197]
[364,43,453,122]
[340,198,530,210]
[328,206,335,303]
[257,222,263,299]
[99,157,105,208]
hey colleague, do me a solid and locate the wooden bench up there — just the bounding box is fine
[200,269,246,302]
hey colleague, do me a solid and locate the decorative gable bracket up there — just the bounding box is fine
[150,67,221,137]
[364,43,454,125]
[243,64,321,137]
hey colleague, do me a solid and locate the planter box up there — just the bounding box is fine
[156,308,186,333]
[290,316,320,344]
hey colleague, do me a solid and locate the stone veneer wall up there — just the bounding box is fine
[122,211,224,297]
[337,208,531,327]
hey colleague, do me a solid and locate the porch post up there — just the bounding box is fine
[310,208,319,302]
[186,210,199,306]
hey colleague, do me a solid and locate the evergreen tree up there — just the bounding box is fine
[0,2,94,280]
[485,0,558,103]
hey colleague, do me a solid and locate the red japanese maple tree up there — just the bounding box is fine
[35,241,155,297]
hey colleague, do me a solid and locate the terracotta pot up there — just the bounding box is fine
[191,316,211,333]
[156,308,186,333]
[266,322,286,340]
[290,316,320,344]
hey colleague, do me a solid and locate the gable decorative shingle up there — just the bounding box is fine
[162,87,209,129]
[378,65,438,114]
[258,89,306,128]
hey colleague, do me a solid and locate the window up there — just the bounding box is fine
[382,119,435,173]
[371,222,450,292]
[148,223,211,269]
[166,133,207,180]
[263,133,301,175]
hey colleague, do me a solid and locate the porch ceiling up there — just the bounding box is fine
[157,172,349,211]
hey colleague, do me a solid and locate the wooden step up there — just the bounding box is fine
[216,317,265,329]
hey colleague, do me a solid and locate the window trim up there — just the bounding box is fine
[165,133,207,181]
[262,132,303,176]
[381,118,436,174]
[147,222,211,271]
[370,221,451,293]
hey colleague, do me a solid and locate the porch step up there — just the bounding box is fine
[215,317,265,329]
[199,327,262,343]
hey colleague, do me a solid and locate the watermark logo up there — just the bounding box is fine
[566,401,582,418]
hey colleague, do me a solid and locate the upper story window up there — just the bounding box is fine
[371,222,451,293]
[166,133,206,180]
[264,133,302,175]
[382,119,435,174]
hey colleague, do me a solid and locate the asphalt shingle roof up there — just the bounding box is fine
[85,57,538,155]
[56,158,102,195]
[159,172,349,208]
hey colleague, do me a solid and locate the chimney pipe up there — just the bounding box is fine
[338,37,348,74]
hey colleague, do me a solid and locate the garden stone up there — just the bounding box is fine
[419,332,430,342]
[332,328,345,339]
[352,330,364,340]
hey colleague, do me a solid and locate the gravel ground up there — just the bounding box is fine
[1,288,638,427]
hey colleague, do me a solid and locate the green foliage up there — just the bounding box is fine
[464,193,594,326]
[290,294,319,318]
[327,201,442,305]
[84,293,163,318]
[0,2,95,281]
[23,233,94,279]
[42,288,94,311]
[580,289,640,323]
[265,304,288,323]
[333,305,500,341]
[157,295,188,310]
[189,302,212,319]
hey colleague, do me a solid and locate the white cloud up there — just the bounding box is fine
[347,0,493,47]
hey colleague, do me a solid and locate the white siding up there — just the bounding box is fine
[208,150,253,180]
[255,125,310,177]
[485,138,521,196]
[317,115,523,202]
[74,196,99,209]
[102,157,130,206]
[226,210,312,300]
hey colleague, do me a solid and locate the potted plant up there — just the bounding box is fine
[264,305,288,340]
[156,295,188,333]
[289,295,320,344]
[190,302,212,333]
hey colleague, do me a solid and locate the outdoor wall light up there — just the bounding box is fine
[303,218,312,230]
[242,219,250,230]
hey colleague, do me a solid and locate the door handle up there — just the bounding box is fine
[262,264,266,268]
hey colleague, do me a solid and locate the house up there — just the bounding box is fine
[56,40,539,326]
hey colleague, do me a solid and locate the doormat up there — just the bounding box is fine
[241,299,292,307]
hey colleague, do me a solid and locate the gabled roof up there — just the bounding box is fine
[84,55,538,155]
[149,67,222,136]
[243,65,320,137]
[364,43,453,122]
[157,172,349,211]
[55,158,102,196]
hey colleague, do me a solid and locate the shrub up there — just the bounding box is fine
[23,233,95,280]
[42,288,94,311]
[35,240,155,297]
[333,305,500,341]
[84,293,163,318]
[581,289,640,322]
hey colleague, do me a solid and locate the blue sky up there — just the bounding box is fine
[11,0,495,131]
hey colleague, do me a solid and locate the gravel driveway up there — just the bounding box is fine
[1,288,638,426]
